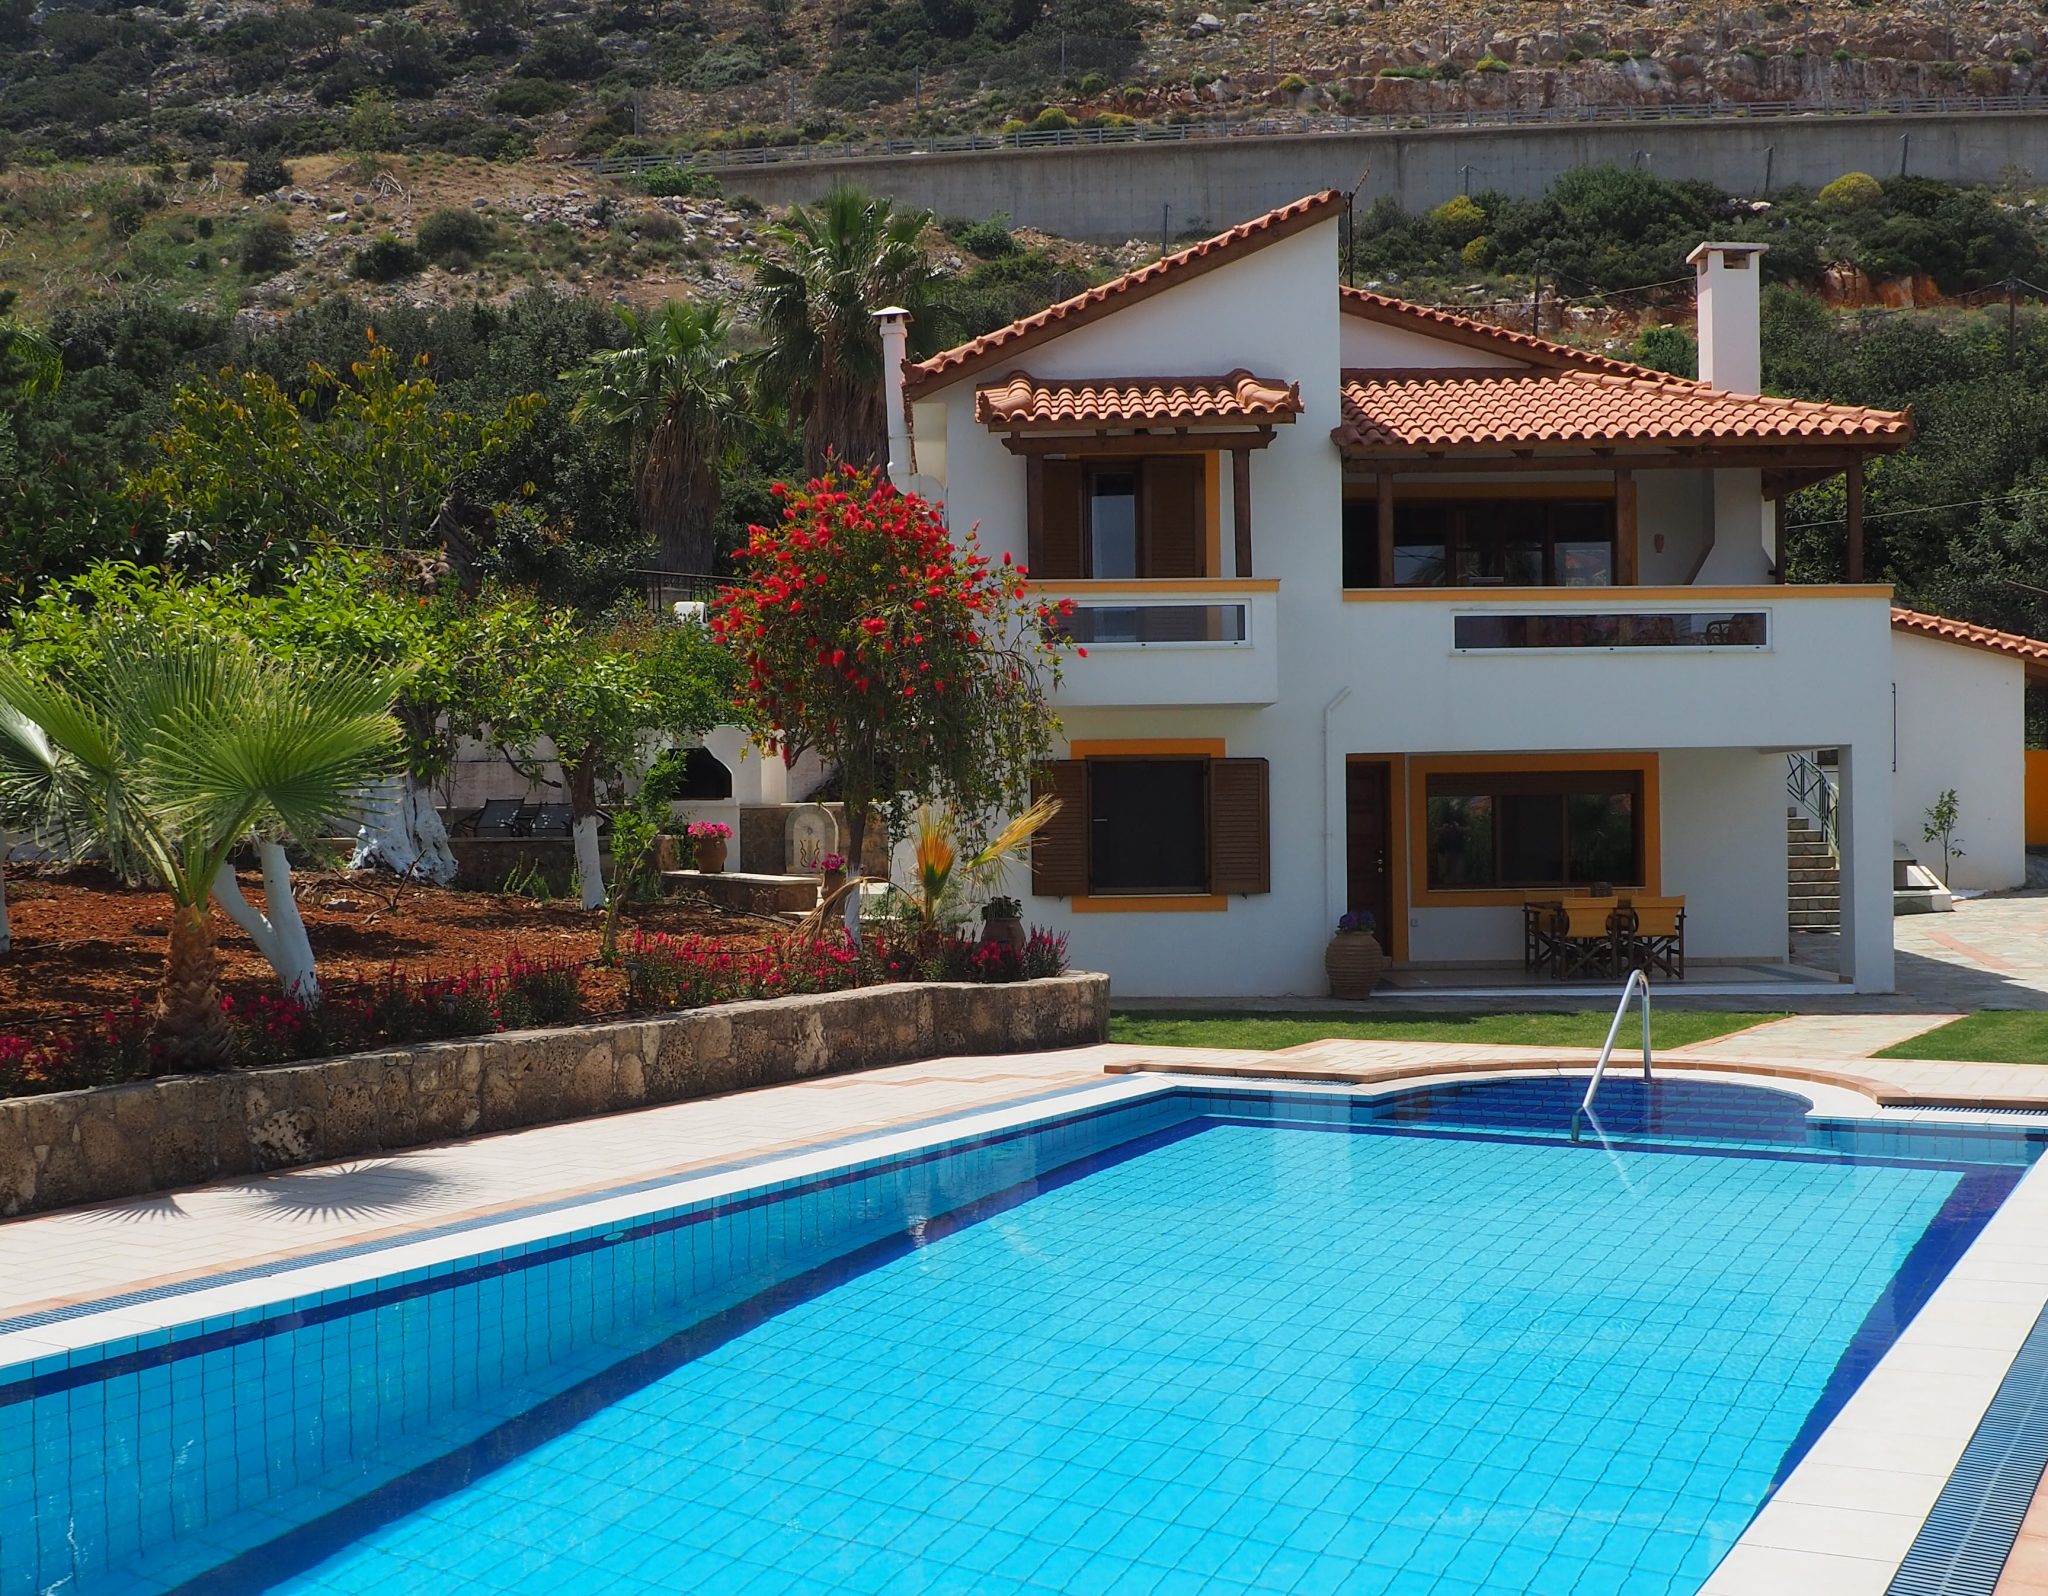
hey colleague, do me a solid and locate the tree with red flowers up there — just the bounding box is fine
[712,463,1074,910]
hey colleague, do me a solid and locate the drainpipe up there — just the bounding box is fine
[1322,686,1353,947]
[873,306,912,485]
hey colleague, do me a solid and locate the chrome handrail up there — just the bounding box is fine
[1569,968,1652,1145]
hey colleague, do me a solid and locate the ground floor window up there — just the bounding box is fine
[1089,759,1209,893]
[1424,769,1643,889]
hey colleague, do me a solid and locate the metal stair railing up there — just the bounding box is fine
[1785,752,1840,863]
[1569,968,1653,1145]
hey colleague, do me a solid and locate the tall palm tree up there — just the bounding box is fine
[0,635,404,1070]
[0,317,61,397]
[748,186,938,476]
[568,300,750,579]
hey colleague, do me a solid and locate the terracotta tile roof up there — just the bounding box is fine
[1892,606,2048,676]
[974,370,1303,430]
[906,190,1345,398]
[1339,287,1698,383]
[1333,367,1914,453]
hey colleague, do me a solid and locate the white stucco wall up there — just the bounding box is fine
[1891,631,2026,891]
[909,215,1899,994]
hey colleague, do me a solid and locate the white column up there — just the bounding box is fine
[1835,743,1897,992]
[873,307,912,485]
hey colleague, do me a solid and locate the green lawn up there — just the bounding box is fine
[1874,1011,2048,1064]
[1106,1010,1786,1052]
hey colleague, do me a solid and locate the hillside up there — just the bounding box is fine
[3,0,2044,180]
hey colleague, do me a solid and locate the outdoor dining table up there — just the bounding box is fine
[1523,894,1687,980]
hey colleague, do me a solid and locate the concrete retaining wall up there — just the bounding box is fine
[721,112,2048,242]
[0,974,1110,1218]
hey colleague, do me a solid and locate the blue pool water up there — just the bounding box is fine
[3,1081,2041,1596]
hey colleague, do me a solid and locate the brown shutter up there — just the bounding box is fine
[1141,457,1205,578]
[1031,760,1089,897]
[1208,758,1270,895]
[1035,460,1084,580]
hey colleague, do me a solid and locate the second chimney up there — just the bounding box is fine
[1686,242,1767,393]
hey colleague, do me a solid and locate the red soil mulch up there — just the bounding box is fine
[0,867,791,1034]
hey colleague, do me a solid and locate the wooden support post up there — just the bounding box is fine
[1231,447,1253,579]
[1376,469,1395,588]
[1845,457,1865,581]
[1025,455,1044,575]
[1613,468,1638,585]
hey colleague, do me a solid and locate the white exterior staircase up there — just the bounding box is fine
[1787,808,1842,933]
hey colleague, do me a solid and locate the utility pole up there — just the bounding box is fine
[1460,162,1472,194]
[1899,132,1910,177]
[1161,203,1171,253]
[1762,144,1774,196]
[1531,257,1544,336]
[2009,277,2021,368]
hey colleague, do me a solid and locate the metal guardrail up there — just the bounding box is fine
[593,93,2047,177]
[1785,751,1841,861]
[1569,967,1654,1146]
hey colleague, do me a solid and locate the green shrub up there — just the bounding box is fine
[998,117,1030,135]
[1833,47,1854,61]
[350,233,422,281]
[952,213,1019,257]
[1377,63,1433,78]
[1475,54,1510,72]
[1818,170,1882,210]
[685,44,768,91]
[634,163,721,198]
[493,78,577,115]
[416,205,496,265]
[1277,72,1309,92]
[1564,48,1583,61]
[239,152,290,194]
[1431,192,1487,245]
[1601,48,1630,62]
[2012,46,2036,63]
[1628,323,1697,378]
[238,215,295,274]
[517,25,605,79]
[1077,70,1107,93]
[1030,106,1073,130]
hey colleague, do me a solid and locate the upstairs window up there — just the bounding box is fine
[1033,457,1207,580]
[1342,498,1615,588]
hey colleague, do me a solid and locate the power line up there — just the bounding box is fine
[1786,484,2048,530]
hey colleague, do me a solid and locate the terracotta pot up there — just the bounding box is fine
[822,867,847,896]
[1325,931,1387,999]
[981,914,1028,955]
[693,836,728,874]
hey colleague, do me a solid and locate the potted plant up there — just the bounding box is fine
[818,852,848,895]
[980,894,1027,954]
[1325,909,1386,999]
[687,820,732,874]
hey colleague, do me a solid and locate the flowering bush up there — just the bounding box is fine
[0,925,1072,1100]
[685,820,732,842]
[711,463,1073,883]
[1336,910,1378,935]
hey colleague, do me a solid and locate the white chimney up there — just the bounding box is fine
[1686,242,1767,393]
[873,306,912,484]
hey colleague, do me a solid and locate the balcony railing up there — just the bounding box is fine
[1035,580,1279,706]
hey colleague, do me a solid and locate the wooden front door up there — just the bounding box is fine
[1346,760,1393,941]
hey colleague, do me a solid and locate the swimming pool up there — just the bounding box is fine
[4,1076,2045,1596]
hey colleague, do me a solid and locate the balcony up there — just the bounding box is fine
[1036,580,1280,707]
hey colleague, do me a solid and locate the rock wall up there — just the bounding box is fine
[0,974,1110,1219]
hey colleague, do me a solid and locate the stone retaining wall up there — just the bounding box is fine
[0,974,1109,1219]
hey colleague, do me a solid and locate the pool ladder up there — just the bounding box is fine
[1569,969,1653,1144]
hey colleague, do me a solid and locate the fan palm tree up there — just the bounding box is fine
[748,186,938,476]
[1,317,61,397]
[0,635,404,1070]
[568,300,751,578]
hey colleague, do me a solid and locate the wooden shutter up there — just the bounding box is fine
[1141,457,1205,578]
[1033,460,1085,580]
[1031,760,1089,897]
[1208,757,1270,895]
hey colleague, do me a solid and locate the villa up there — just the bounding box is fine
[878,188,2047,997]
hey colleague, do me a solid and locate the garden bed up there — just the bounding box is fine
[0,867,789,1028]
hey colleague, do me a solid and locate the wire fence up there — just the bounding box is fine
[593,93,2048,176]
